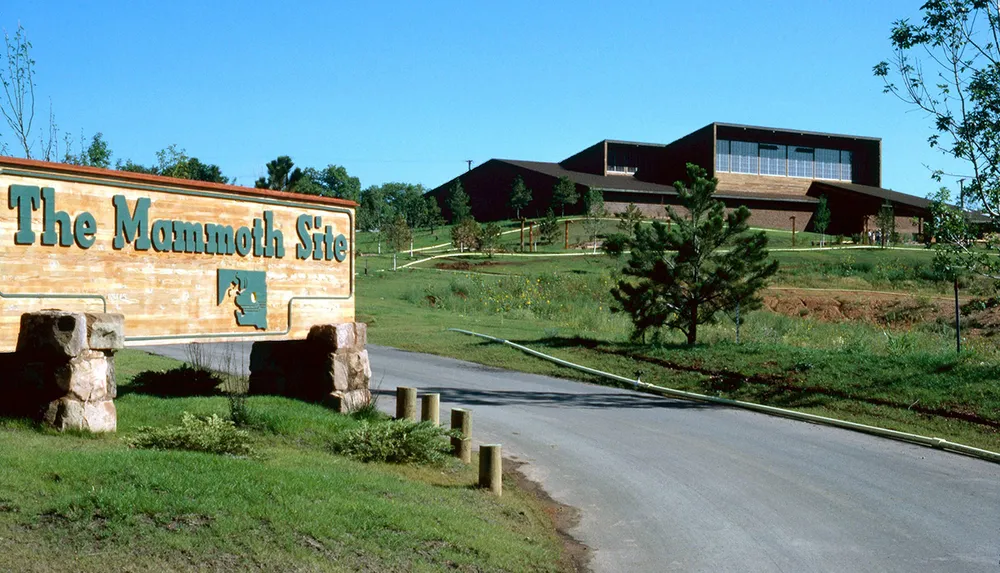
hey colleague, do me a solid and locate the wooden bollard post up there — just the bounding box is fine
[564,220,569,249]
[396,387,417,420]
[451,408,472,463]
[421,393,440,425]
[479,444,502,496]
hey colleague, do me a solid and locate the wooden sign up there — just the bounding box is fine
[0,157,355,352]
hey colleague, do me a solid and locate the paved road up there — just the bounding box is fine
[140,343,1000,573]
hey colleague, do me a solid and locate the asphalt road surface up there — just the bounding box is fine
[140,342,1000,573]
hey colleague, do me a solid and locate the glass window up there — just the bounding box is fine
[840,150,853,181]
[716,139,730,173]
[788,146,814,178]
[759,144,787,176]
[730,140,759,174]
[815,148,840,180]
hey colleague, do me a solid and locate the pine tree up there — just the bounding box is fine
[447,180,471,223]
[552,176,578,217]
[509,175,532,219]
[539,208,560,244]
[611,164,778,345]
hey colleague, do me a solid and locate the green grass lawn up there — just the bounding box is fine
[0,351,571,572]
[357,251,1000,452]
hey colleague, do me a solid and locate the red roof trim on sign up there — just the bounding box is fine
[0,155,359,208]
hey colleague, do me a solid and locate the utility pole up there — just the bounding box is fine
[465,160,473,172]
[955,276,962,353]
[959,178,966,210]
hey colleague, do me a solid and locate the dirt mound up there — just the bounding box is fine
[762,288,1000,336]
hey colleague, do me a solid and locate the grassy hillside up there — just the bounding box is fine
[0,351,573,572]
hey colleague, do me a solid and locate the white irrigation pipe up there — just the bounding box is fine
[447,328,1000,464]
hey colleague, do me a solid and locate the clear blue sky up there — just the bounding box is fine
[0,0,962,198]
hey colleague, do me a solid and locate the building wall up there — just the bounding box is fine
[714,173,813,196]
[604,196,816,232]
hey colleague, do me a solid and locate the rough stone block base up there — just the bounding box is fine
[248,322,372,412]
[4,310,123,433]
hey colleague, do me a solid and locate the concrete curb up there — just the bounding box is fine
[448,328,1000,465]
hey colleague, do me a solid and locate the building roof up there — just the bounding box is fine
[810,180,931,209]
[713,122,881,142]
[498,159,819,204]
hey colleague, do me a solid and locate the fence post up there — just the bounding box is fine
[421,393,440,425]
[479,444,502,496]
[396,387,417,420]
[451,407,472,463]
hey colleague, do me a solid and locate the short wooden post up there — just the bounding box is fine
[396,386,417,420]
[520,219,525,252]
[564,220,569,249]
[479,444,502,496]
[528,223,534,252]
[421,393,440,425]
[451,407,472,463]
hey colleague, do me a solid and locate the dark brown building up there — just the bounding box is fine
[428,122,931,237]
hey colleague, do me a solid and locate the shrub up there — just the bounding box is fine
[127,413,254,457]
[129,366,222,397]
[330,420,455,465]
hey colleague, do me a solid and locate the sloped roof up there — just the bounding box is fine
[810,181,931,209]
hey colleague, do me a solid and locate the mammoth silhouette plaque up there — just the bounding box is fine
[0,157,355,351]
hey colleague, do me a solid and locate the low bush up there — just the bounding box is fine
[330,419,455,465]
[127,412,254,457]
[128,366,223,397]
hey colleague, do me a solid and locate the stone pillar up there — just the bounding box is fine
[13,310,123,433]
[247,322,372,413]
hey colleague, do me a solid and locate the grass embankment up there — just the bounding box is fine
[358,248,1000,452]
[0,351,571,572]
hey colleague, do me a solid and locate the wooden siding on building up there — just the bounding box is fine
[715,172,813,196]
[0,160,355,352]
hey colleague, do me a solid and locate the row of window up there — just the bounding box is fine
[716,139,853,181]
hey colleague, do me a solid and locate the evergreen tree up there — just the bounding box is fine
[508,175,532,219]
[813,195,831,246]
[425,195,445,232]
[611,164,778,345]
[616,203,644,238]
[539,208,560,245]
[480,222,503,257]
[552,176,578,217]
[447,180,472,223]
[384,215,412,270]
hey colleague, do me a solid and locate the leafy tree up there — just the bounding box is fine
[610,164,778,345]
[874,2,1000,274]
[479,222,503,257]
[539,208,560,245]
[447,179,471,223]
[296,164,361,202]
[64,132,113,168]
[0,24,36,157]
[508,175,532,219]
[256,155,302,191]
[425,195,445,232]
[813,195,831,246]
[384,215,412,270]
[451,217,480,252]
[875,200,896,248]
[116,144,229,183]
[399,185,430,229]
[552,176,578,217]
[582,188,606,254]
